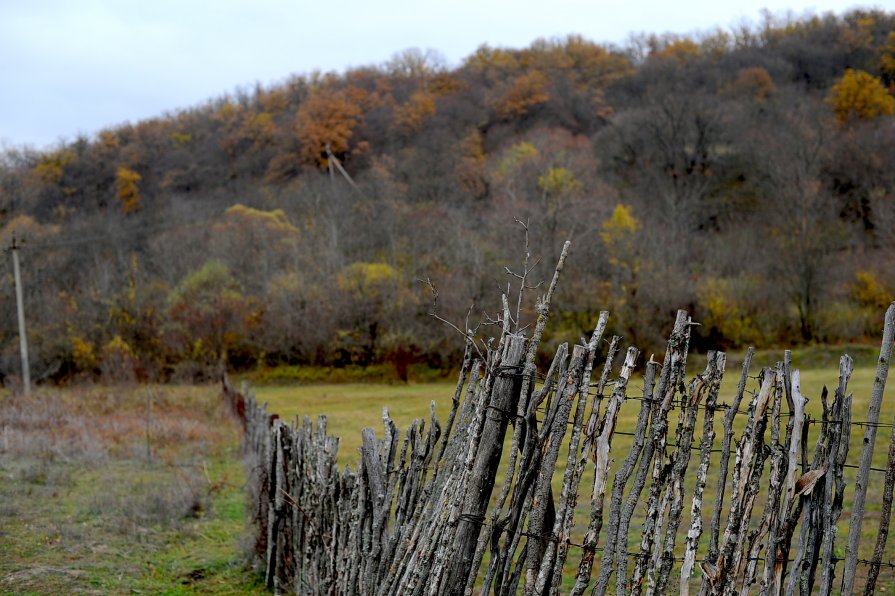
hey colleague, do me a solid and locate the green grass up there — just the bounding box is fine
[2,343,891,594]
[0,385,264,594]
[256,382,455,464]
[254,347,895,592]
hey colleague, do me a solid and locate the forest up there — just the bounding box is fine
[0,9,894,383]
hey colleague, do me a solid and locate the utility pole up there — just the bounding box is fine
[9,235,30,396]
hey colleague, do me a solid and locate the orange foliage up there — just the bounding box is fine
[429,73,466,96]
[115,166,142,214]
[31,152,73,186]
[464,45,521,83]
[495,71,550,120]
[517,36,633,92]
[97,130,120,153]
[455,130,488,198]
[239,111,277,150]
[658,38,702,61]
[394,91,437,133]
[731,67,776,101]
[295,88,363,166]
[838,15,875,52]
[257,87,289,114]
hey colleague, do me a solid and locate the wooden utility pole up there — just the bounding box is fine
[9,236,30,396]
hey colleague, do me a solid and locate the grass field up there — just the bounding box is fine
[1,344,892,593]
[0,385,264,594]
[254,348,895,592]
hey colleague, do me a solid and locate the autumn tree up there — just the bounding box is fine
[494,71,550,120]
[728,67,777,101]
[259,271,334,364]
[295,87,364,167]
[210,203,300,292]
[490,128,599,270]
[115,166,142,214]
[600,204,645,342]
[3,9,895,376]
[463,45,521,87]
[334,261,403,365]
[454,130,488,198]
[828,68,895,121]
[881,31,895,82]
[597,94,725,251]
[394,90,437,134]
[167,261,257,372]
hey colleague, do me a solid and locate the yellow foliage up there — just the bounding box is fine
[101,335,136,380]
[394,91,437,133]
[600,204,640,248]
[217,203,300,237]
[214,101,243,126]
[880,31,895,79]
[190,338,207,361]
[72,336,97,370]
[102,335,133,358]
[429,73,466,96]
[697,277,761,346]
[538,167,581,196]
[97,130,120,152]
[240,111,277,148]
[495,142,538,178]
[495,71,550,120]
[295,88,363,166]
[337,262,398,300]
[520,36,633,92]
[464,45,520,80]
[661,38,702,61]
[170,131,193,146]
[0,214,59,247]
[700,30,732,58]
[850,270,892,310]
[31,150,75,185]
[827,69,895,121]
[838,15,874,52]
[601,205,642,289]
[115,166,142,214]
[268,271,303,297]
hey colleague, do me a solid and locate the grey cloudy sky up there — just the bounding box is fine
[0,0,877,150]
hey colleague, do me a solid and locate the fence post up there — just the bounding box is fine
[841,302,895,594]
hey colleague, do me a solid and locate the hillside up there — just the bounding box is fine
[0,9,894,383]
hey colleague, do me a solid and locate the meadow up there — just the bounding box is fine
[254,348,895,592]
[0,385,264,594]
[1,344,893,593]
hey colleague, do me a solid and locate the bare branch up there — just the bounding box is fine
[419,277,485,360]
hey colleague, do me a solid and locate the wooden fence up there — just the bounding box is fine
[223,247,895,595]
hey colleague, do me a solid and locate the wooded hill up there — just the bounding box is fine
[1,9,894,383]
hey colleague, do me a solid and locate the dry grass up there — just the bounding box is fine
[0,384,264,594]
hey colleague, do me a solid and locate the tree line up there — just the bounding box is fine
[0,9,894,383]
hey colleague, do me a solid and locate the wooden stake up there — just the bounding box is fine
[842,302,895,594]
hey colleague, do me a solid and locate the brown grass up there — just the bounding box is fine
[0,384,263,594]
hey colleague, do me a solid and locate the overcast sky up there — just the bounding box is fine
[0,0,878,150]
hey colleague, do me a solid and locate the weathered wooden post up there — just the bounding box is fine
[442,333,528,593]
[842,302,895,594]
